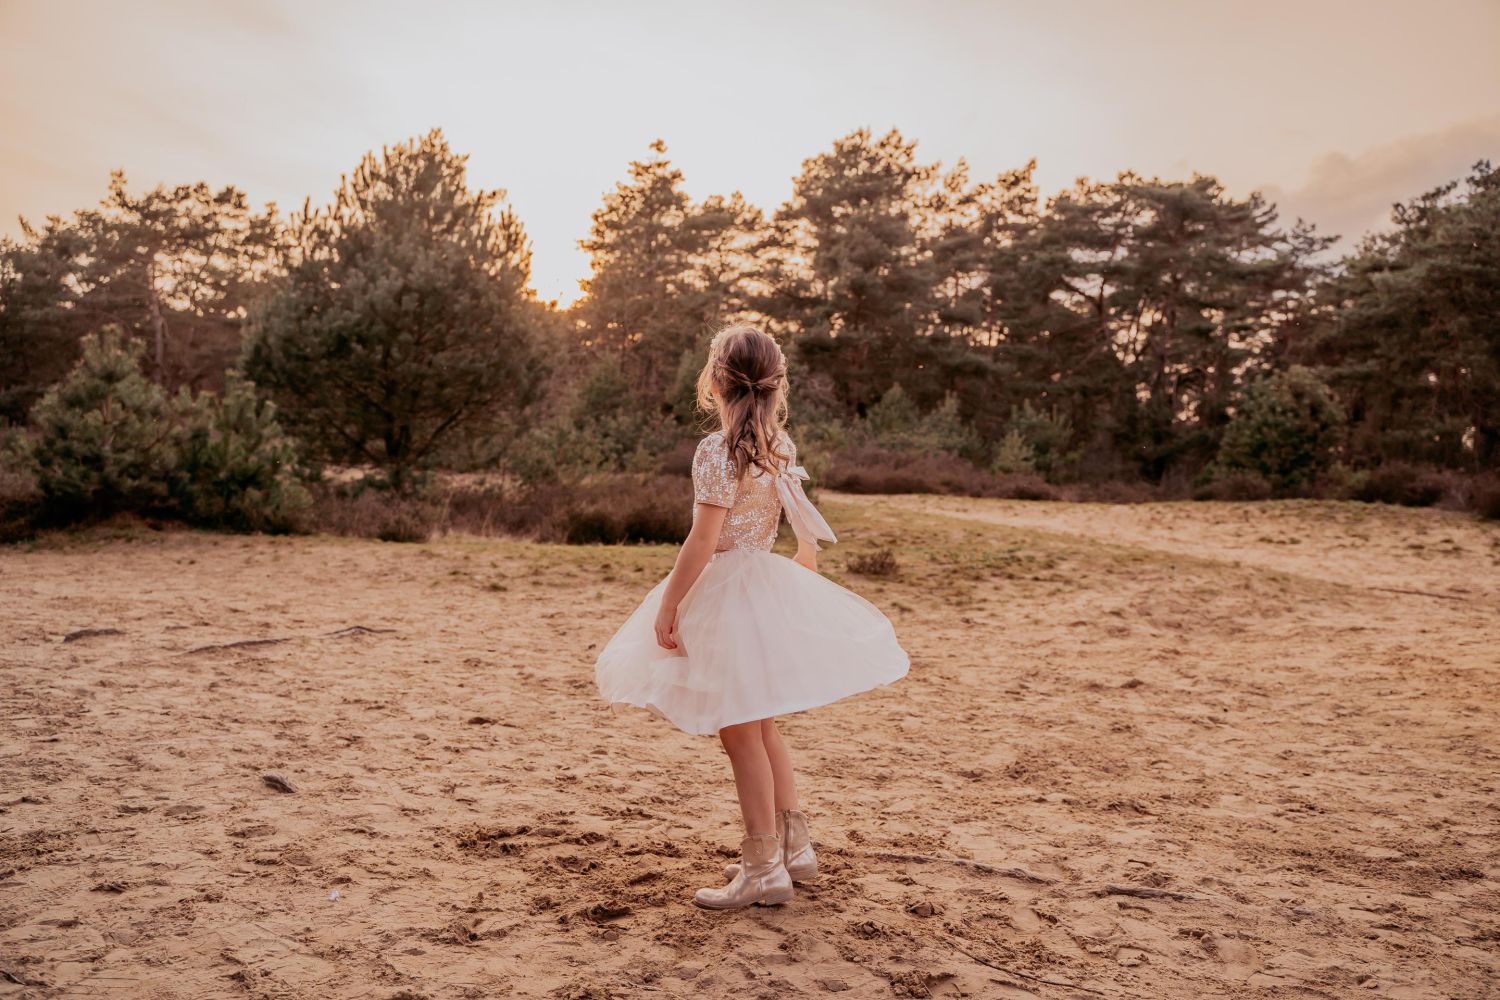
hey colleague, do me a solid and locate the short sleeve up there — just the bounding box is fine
[692,433,738,508]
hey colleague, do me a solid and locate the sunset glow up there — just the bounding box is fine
[3,0,1498,304]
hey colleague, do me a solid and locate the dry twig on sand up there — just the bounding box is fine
[861,851,1057,884]
[1097,884,1206,901]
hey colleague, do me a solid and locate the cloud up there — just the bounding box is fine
[1263,115,1500,245]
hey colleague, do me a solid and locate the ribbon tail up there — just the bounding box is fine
[775,474,838,550]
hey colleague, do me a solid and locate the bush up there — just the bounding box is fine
[862,386,980,457]
[22,329,178,520]
[990,430,1036,475]
[1074,480,1160,504]
[304,482,438,541]
[1210,366,1345,494]
[375,500,438,543]
[310,473,695,545]
[826,447,990,495]
[0,452,40,543]
[171,373,309,532]
[998,401,1080,480]
[15,328,307,533]
[557,476,693,544]
[1475,478,1500,521]
[847,548,899,577]
[1192,472,1273,501]
[1315,462,1370,501]
[1353,462,1448,507]
[825,446,1059,500]
[991,473,1062,501]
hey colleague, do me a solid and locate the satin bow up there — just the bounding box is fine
[774,464,838,550]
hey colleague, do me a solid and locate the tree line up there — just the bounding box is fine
[1,128,1496,528]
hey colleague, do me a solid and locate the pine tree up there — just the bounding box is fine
[21,327,308,528]
[577,140,768,414]
[0,173,279,416]
[992,174,1329,481]
[1303,161,1500,470]
[769,129,944,412]
[23,328,178,517]
[1211,366,1344,493]
[171,372,308,531]
[244,130,545,488]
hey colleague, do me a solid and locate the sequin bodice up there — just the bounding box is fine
[692,431,795,552]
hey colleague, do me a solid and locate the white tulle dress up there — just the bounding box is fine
[595,431,910,736]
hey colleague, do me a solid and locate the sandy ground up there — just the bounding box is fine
[1,496,1497,999]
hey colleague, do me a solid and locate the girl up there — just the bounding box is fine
[594,323,910,910]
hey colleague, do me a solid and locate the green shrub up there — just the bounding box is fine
[171,373,308,532]
[1210,366,1344,494]
[862,386,980,457]
[1315,462,1370,501]
[17,327,307,532]
[23,329,178,519]
[1000,401,1080,480]
[990,430,1036,475]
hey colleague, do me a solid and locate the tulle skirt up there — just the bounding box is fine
[595,548,910,736]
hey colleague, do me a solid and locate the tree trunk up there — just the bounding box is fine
[146,260,167,384]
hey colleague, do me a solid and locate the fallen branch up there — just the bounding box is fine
[63,628,124,643]
[1097,884,1205,901]
[186,638,287,654]
[942,936,1104,995]
[1370,587,1469,603]
[861,851,1056,884]
[183,626,397,655]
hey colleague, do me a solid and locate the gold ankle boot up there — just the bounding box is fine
[695,834,793,910]
[724,810,819,882]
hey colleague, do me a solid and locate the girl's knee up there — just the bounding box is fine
[718,720,765,751]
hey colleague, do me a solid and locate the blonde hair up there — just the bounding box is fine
[695,323,791,479]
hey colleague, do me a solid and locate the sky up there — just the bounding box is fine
[2,0,1498,305]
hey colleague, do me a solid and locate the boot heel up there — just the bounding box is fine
[758,883,794,905]
[787,860,819,880]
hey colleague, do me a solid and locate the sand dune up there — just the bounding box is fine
[1,497,1496,998]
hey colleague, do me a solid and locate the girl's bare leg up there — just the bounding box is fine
[759,717,800,814]
[718,720,776,836]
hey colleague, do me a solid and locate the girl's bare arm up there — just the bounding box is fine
[654,503,729,649]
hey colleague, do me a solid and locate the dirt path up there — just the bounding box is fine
[1,499,1497,999]
[850,493,1500,602]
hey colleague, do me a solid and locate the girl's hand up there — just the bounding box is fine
[793,542,818,574]
[654,602,680,650]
